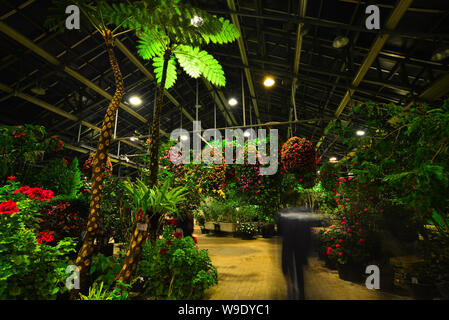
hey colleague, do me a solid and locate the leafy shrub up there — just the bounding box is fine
[137,225,217,300]
[0,125,64,182]
[39,195,89,243]
[0,197,76,299]
[236,222,258,238]
[32,158,83,197]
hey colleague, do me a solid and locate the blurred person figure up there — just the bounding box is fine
[275,206,322,300]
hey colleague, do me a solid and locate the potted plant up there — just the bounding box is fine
[236,222,258,240]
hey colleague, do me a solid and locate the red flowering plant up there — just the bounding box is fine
[0,192,76,299]
[280,136,318,188]
[39,197,89,244]
[318,176,383,267]
[137,223,217,299]
[82,153,113,179]
[0,124,64,182]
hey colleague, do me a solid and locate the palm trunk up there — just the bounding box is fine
[116,49,171,284]
[71,29,124,297]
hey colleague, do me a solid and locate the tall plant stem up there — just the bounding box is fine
[71,29,124,297]
[116,49,171,284]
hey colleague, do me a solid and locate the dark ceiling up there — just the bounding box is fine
[1,0,448,171]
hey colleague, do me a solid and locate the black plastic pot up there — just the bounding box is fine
[98,243,114,257]
[436,281,449,300]
[337,263,364,283]
[261,223,275,238]
[408,282,437,300]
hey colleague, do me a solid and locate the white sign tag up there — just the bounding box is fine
[137,223,148,231]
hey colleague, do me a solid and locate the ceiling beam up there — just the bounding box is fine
[227,0,261,124]
[0,21,148,124]
[289,0,308,137]
[315,0,413,150]
[202,79,237,126]
[0,82,146,150]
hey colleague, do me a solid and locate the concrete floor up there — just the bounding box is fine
[196,231,409,300]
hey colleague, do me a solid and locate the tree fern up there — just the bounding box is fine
[174,45,226,87]
[153,54,178,89]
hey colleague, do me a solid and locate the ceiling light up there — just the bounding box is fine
[244,130,251,137]
[329,157,337,162]
[130,137,139,141]
[228,98,238,106]
[191,15,204,27]
[356,130,365,136]
[333,35,349,49]
[129,96,142,106]
[431,47,449,62]
[263,76,275,87]
[180,135,188,141]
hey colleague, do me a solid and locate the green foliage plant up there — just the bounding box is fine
[137,224,217,300]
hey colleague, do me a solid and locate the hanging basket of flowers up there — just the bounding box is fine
[82,153,113,179]
[281,136,317,179]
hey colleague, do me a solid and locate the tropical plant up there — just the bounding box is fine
[101,1,239,283]
[325,100,449,238]
[120,178,187,244]
[32,158,83,197]
[137,224,217,300]
[45,0,133,294]
[78,281,131,300]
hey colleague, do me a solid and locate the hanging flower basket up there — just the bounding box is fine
[281,137,317,185]
[82,153,113,179]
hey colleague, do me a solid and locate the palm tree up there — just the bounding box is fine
[101,1,240,283]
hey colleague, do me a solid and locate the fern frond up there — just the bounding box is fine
[153,54,178,89]
[174,45,226,87]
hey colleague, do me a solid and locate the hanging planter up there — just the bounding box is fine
[82,153,113,179]
[281,137,317,186]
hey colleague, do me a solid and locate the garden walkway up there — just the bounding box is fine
[195,229,409,300]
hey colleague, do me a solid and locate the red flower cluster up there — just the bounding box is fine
[0,200,18,215]
[160,248,167,254]
[14,186,54,201]
[280,137,317,174]
[165,218,176,225]
[7,176,16,181]
[12,131,26,138]
[173,231,182,239]
[36,231,54,244]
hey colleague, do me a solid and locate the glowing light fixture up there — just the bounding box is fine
[263,76,275,87]
[333,35,349,49]
[244,130,251,137]
[191,15,204,27]
[329,157,337,162]
[431,47,449,62]
[356,130,365,136]
[129,96,142,106]
[130,137,139,141]
[228,98,238,106]
[180,135,188,141]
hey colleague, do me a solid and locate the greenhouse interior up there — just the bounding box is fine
[1,0,449,305]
